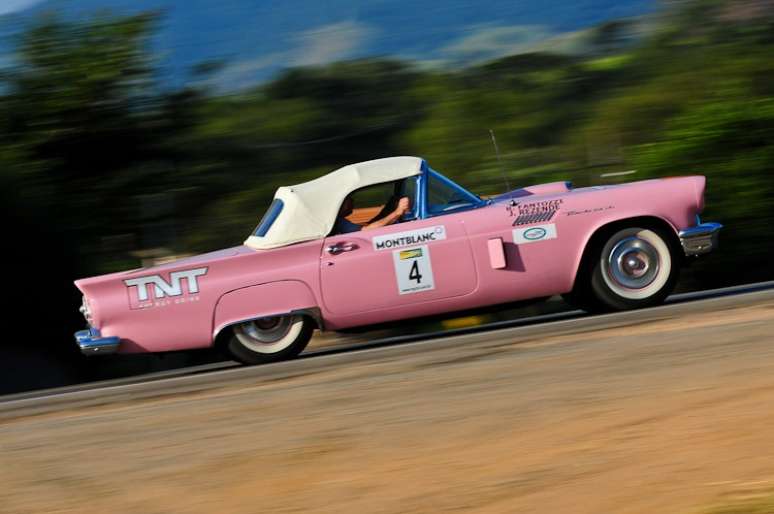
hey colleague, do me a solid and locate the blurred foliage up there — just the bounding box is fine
[2,0,774,290]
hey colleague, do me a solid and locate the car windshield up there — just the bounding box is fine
[426,169,481,216]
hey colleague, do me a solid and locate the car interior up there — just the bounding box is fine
[344,179,415,227]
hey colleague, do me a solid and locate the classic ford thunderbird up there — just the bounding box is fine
[75,157,721,363]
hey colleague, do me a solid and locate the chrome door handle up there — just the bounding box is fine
[326,243,358,255]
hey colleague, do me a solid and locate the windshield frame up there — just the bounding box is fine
[418,165,485,219]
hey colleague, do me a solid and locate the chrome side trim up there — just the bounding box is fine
[678,221,722,257]
[75,328,121,356]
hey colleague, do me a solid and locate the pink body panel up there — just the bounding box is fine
[320,217,477,315]
[74,175,705,353]
[212,280,317,337]
[76,242,323,352]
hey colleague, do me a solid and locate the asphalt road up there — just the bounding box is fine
[2,281,774,419]
[3,281,774,514]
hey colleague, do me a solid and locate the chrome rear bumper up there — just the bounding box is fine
[75,328,121,355]
[678,221,722,257]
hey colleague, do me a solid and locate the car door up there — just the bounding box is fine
[320,216,478,315]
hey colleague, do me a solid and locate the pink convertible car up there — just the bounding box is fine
[75,157,721,364]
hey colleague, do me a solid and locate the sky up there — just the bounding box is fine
[0,0,654,88]
[0,0,42,16]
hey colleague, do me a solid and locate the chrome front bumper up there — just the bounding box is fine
[678,220,722,257]
[75,328,121,355]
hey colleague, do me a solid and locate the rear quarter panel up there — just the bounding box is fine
[212,280,317,338]
[77,241,323,353]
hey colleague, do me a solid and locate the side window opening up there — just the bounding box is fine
[398,176,418,220]
[330,177,418,236]
[346,179,415,225]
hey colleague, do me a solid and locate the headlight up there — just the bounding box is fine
[79,296,94,326]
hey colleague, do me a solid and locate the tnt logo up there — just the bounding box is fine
[124,267,207,303]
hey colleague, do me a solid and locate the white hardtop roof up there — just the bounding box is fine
[244,156,424,250]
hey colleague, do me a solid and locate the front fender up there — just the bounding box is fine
[212,280,319,339]
[567,214,681,293]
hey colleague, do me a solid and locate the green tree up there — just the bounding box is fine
[1,13,204,270]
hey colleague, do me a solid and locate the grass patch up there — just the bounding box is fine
[701,491,774,514]
[583,54,633,71]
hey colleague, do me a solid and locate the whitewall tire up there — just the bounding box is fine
[227,315,313,365]
[587,226,680,311]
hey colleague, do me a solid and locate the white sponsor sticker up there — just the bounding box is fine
[392,245,436,295]
[124,267,208,309]
[373,225,446,251]
[513,223,558,244]
[125,267,208,301]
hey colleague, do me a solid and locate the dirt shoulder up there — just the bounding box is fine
[3,302,774,514]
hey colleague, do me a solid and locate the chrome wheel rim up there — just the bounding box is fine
[235,316,294,345]
[606,236,660,290]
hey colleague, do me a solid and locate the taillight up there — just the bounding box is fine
[79,296,94,326]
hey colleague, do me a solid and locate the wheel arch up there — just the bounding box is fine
[569,215,681,295]
[211,280,323,347]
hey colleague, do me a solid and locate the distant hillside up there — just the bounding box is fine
[0,0,654,88]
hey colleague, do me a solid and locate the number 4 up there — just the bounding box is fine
[409,260,423,284]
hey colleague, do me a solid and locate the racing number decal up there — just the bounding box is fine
[409,260,422,283]
[392,245,435,295]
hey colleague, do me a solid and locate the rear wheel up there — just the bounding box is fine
[226,315,313,365]
[573,226,680,312]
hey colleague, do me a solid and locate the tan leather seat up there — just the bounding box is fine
[345,205,384,226]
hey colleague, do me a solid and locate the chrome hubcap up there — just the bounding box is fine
[235,316,293,344]
[607,237,660,290]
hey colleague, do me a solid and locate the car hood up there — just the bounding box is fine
[492,181,573,201]
[492,177,700,204]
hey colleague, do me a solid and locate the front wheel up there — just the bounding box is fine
[226,315,313,365]
[582,226,680,312]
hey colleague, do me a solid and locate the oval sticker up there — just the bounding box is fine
[523,228,547,240]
